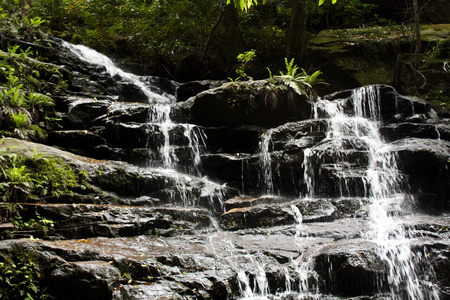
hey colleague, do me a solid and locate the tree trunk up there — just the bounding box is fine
[412,0,421,70]
[287,0,308,65]
[217,3,247,71]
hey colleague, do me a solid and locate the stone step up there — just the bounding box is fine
[14,203,216,239]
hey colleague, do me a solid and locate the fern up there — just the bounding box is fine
[267,58,326,97]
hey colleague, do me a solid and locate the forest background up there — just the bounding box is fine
[0,0,449,103]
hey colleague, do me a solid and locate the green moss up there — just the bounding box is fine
[0,148,90,203]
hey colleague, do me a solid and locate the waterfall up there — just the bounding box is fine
[305,86,439,299]
[62,41,207,173]
[58,42,445,299]
[258,129,275,195]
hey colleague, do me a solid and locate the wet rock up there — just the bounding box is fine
[115,281,190,299]
[50,260,120,300]
[118,82,148,103]
[330,197,370,219]
[291,198,339,223]
[176,80,226,102]
[63,97,111,128]
[182,80,311,127]
[380,122,449,142]
[324,85,431,122]
[48,130,107,152]
[18,203,214,239]
[314,239,388,297]
[393,138,450,212]
[220,205,296,230]
[224,195,286,211]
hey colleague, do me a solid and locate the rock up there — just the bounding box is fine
[182,80,311,127]
[18,203,214,239]
[392,138,450,212]
[291,198,339,223]
[313,239,388,297]
[324,85,432,123]
[117,82,148,103]
[220,204,296,230]
[48,130,107,152]
[49,260,120,300]
[224,195,286,211]
[63,97,111,128]
[381,122,450,142]
[176,80,226,102]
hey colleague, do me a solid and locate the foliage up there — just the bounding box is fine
[319,0,337,5]
[13,208,55,237]
[0,249,50,299]
[227,0,267,12]
[266,58,325,97]
[233,49,257,81]
[0,147,90,204]
[0,44,63,140]
[309,0,391,30]
[0,153,32,203]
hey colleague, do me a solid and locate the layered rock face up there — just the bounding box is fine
[1,41,449,300]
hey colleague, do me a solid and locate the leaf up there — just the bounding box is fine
[319,0,324,5]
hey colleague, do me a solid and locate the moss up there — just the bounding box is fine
[0,149,90,203]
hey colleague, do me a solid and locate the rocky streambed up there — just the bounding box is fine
[0,39,449,299]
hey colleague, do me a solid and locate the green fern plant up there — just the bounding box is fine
[268,58,326,97]
[11,111,30,128]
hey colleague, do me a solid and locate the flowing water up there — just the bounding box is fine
[299,86,438,299]
[62,42,441,299]
[63,41,207,174]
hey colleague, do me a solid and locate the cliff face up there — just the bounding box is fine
[0,37,449,300]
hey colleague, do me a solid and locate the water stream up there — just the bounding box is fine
[61,42,442,299]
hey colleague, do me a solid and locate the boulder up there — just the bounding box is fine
[393,138,450,212]
[176,80,226,102]
[181,80,311,127]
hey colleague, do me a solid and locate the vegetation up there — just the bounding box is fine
[0,249,50,300]
[269,58,325,97]
[0,140,91,234]
[0,0,398,78]
[0,10,67,141]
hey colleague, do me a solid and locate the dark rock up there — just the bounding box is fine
[291,198,338,223]
[220,205,296,230]
[224,195,286,211]
[118,82,148,103]
[182,80,311,127]
[176,80,226,102]
[314,240,388,297]
[48,130,107,152]
[50,260,120,300]
[63,97,111,129]
[393,138,450,212]
[381,122,450,142]
[324,85,432,122]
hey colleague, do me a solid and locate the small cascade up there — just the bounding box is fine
[258,129,275,195]
[302,86,439,299]
[62,41,207,175]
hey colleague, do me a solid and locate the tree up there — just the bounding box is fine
[228,0,338,66]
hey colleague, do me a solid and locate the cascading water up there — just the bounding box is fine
[55,41,447,300]
[62,41,207,173]
[259,129,275,195]
[304,86,439,299]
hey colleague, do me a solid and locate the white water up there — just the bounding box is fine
[63,42,440,299]
[308,86,438,299]
[63,41,207,173]
[259,129,275,195]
